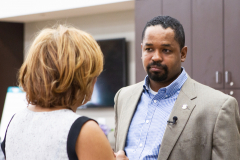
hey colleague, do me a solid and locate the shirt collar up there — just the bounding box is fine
[143,67,188,97]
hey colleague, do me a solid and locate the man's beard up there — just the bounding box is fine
[146,62,168,82]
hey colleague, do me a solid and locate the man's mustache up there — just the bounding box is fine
[147,62,168,70]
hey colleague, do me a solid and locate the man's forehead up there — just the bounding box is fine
[145,25,175,38]
[143,26,176,44]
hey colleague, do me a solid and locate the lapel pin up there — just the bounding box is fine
[182,104,188,110]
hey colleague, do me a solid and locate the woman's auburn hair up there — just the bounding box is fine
[18,25,103,108]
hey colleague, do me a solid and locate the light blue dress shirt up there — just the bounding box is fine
[125,68,188,160]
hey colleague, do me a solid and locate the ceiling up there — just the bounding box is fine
[0,1,134,23]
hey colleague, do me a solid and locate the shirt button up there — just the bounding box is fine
[139,143,142,147]
[165,95,168,97]
[154,100,157,103]
[146,120,149,124]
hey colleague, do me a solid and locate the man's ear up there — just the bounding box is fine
[141,43,143,59]
[180,46,187,62]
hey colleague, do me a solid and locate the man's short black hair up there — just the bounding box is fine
[142,16,185,50]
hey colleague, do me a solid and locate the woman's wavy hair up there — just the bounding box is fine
[18,25,103,108]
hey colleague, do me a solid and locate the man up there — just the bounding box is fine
[114,16,240,160]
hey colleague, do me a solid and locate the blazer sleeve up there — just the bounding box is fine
[212,97,240,159]
[114,88,122,151]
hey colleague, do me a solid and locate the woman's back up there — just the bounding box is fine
[6,108,80,160]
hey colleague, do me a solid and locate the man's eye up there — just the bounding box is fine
[163,49,170,53]
[146,48,153,52]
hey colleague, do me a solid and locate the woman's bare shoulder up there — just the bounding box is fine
[75,120,115,160]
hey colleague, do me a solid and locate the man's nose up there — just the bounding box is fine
[151,51,162,62]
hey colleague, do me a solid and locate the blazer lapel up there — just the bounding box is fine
[118,82,144,150]
[158,77,197,160]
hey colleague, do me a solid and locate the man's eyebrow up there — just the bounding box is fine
[161,44,171,47]
[144,43,153,46]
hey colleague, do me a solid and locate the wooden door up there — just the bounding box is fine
[224,0,240,89]
[162,0,192,77]
[135,0,162,82]
[192,0,224,89]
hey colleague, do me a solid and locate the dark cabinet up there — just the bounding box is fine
[192,0,223,89]
[224,0,240,89]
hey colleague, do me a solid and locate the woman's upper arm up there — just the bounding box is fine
[75,120,116,160]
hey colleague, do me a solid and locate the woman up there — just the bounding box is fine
[2,25,128,160]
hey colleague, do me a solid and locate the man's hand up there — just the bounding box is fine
[115,150,129,160]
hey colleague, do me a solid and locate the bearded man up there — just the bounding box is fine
[114,16,240,160]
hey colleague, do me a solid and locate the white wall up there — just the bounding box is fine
[24,10,135,147]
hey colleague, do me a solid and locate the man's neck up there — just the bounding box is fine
[149,72,181,92]
[149,80,171,92]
